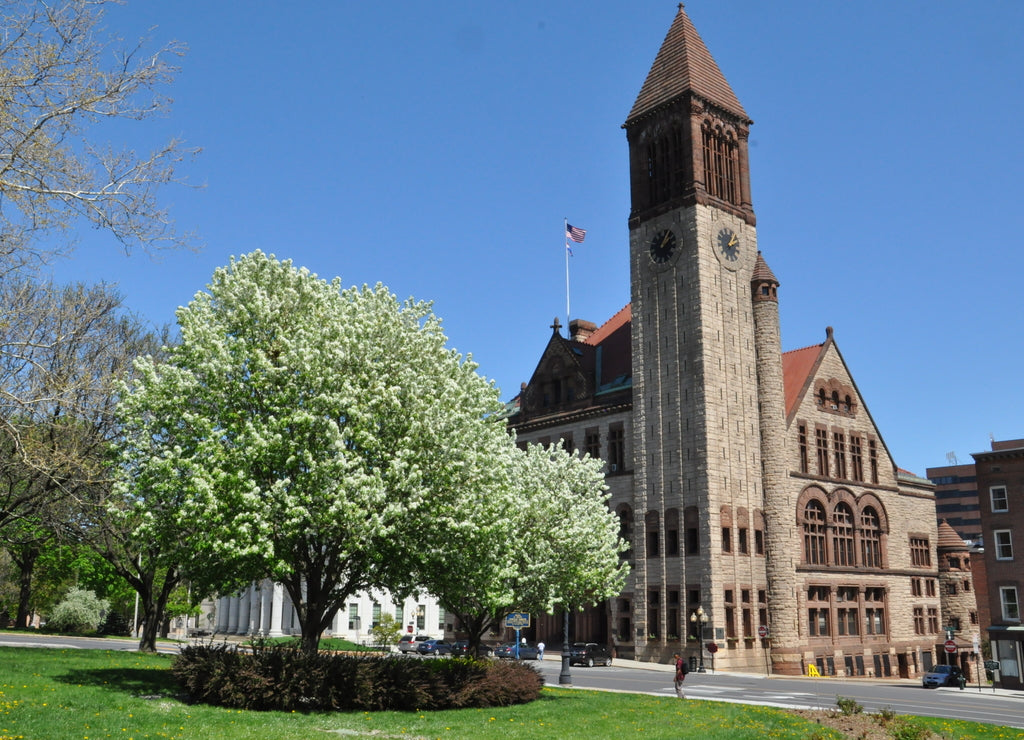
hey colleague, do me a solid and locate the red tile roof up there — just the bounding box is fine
[626,5,748,125]
[781,344,823,418]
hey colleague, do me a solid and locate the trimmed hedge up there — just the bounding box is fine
[172,642,543,712]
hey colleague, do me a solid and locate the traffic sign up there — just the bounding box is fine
[757,625,769,638]
[944,639,957,654]
[503,612,530,629]
[706,642,719,654]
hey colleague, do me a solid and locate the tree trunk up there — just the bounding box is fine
[13,546,39,629]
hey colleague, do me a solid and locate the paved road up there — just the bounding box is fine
[532,657,1024,730]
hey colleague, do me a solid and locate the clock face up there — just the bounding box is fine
[649,229,677,264]
[717,227,740,262]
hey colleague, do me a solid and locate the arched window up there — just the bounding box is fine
[618,505,634,561]
[832,503,855,566]
[665,508,680,556]
[860,506,882,567]
[803,500,827,565]
[646,510,661,558]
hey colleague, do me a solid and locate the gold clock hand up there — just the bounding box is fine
[728,233,738,247]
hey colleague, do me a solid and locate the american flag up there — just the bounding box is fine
[566,223,587,243]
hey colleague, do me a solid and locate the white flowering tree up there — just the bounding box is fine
[114,251,514,654]
[419,442,627,655]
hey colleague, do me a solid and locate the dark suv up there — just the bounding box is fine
[569,642,613,667]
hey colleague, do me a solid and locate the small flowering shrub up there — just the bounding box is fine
[172,642,543,712]
[46,588,109,634]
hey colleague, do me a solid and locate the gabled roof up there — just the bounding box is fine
[626,4,748,126]
[782,343,823,419]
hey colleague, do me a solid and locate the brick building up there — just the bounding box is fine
[507,6,942,678]
[973,440,1024,690]
[926,462,981,542]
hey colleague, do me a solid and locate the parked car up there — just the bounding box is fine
[451,640,493,658]
[922,664,964,688]
[569,642,613,667]
[397,634,432,653]
[494,642,540,660]
[416,639,454,656]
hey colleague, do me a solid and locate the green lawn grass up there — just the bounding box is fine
[0,646,1016,740]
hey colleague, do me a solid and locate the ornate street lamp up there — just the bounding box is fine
[690,607,708,673]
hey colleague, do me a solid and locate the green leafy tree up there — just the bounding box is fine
[369,613,402,650]
[114,251,515,654]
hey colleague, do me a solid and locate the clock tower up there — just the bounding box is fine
[624,5,775,668]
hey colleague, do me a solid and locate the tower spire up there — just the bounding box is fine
[626,4,748,126]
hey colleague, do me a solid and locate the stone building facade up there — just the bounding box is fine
[507,6,941,677]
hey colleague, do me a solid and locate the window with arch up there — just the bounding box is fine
[646,510,661,558]
[803,500,827,565]
[860,506,882,568]
[617,505,634,561]
[832,503,855,566]
[665,508,680,556]
[701,122,739,205]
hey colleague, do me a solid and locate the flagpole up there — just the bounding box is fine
[564,217,571,333]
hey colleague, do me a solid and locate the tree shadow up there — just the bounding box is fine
[53,667,180,697]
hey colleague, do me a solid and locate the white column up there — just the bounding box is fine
[268,583,285,637]
[247,584,260,635]
[227,594,240,634]
[235,589,250,634]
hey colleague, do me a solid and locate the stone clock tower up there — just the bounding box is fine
[624,5,776,668]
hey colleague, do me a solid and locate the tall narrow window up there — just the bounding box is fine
[608,424,625,472]
[833,432,847,479]
[832,503,855,566]
[804,500,827,565]
[860,507,882,567]
[798,424,809,473]
[665,508,680,556]
[850,435,863,481]
[722,527,732,553]
[910,537,931,567]
[868,439,879,483]
[1000,587,1020,621]
[994,530,1014,560]
[618,505,634,561]
[816,428,829,477]
[646,510,661,558]
[701,125,739,205]
[990,486,1009,512]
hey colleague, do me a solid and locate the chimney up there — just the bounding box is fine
[569,319,597,342]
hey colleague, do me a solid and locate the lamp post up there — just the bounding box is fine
[690,607,708,673]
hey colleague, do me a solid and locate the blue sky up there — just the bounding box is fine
[52,1,1024,478]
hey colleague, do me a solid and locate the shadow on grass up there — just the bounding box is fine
[53,667,181,697]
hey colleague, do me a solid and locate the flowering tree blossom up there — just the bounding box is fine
[114,251,513,653]
[418,442,627,654]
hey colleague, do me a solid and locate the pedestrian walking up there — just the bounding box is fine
[537,641,545,659]
[674,652,689,699]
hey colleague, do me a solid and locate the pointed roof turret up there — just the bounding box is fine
[626,4,748,126]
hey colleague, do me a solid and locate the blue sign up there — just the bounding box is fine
[504,612,530,629]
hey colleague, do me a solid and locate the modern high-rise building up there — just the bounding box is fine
[508,6,942,678]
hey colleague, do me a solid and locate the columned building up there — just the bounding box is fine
[508,6,941,677]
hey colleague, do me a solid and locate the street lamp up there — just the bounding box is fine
[690,607,708,673]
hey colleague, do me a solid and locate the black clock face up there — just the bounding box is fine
[649,229,677,264]
[717,227,740,261]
